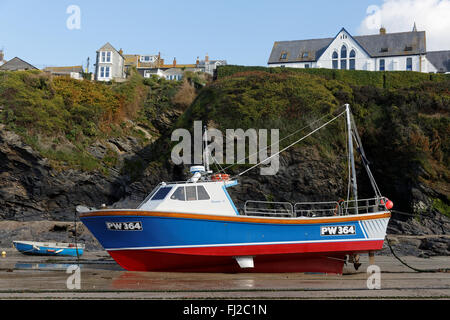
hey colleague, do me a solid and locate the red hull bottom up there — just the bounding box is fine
[108,250,352,274]
[107,240,384,274]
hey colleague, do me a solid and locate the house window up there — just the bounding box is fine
[99,66,111,79]
[341,45,347,58]
[101,51,112,63]
[349,49,356,70]
[379,59,385,71]
[332,51,338,69]
[340,45,347,69]
[406,57,412,71]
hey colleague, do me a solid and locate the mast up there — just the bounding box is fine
[346,104,358,205]
[203,125,211,173]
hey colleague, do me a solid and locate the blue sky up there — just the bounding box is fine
[0,0,442,71]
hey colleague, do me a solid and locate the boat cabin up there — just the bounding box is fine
[138,166,239,216]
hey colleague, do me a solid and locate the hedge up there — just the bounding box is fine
[216,65,449,89]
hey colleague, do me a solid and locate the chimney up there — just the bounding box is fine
[173,57,177,67]
[196,56,199,66]
[0,50,3,62]
[205,53,209,63]
[379,26,386,35]
[119,48,123,55]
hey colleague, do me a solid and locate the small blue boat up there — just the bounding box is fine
[13,240,85,257]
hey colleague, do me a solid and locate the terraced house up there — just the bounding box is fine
[268,26,450,73]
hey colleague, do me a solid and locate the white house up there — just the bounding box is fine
[95,42,126,82]
[268,27,450,73]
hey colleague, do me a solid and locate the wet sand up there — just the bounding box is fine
[0,248,449,300]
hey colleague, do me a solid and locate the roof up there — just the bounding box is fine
[43,66,83,74]
[97,42,124,59]
[354,31,426,57]
[268,29,427,64]
[0,57,38,71]
[426,50,450,73]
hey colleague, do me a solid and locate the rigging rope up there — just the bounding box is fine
[218,105,348,174]
[231,110,347,179]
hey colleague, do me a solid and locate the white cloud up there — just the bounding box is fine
[358,0,450,51]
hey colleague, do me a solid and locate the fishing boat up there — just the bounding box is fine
[79,104,393,273]
[13,240,85,257]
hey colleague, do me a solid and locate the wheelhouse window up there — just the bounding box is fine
[349,49,356,70]
[332,51,338,69]
[406,57,412,71]
[171,187,185,201]
[197,186,210,200]
[186,186,197,201]
[151,186,173,201]
[379,59,385,71]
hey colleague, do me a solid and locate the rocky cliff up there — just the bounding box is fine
[0,67,449,256]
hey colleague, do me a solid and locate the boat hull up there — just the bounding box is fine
[80,210,390,273]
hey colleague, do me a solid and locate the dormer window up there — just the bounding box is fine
[380,47,388,53]
[302,52,309,58]
[280,52,288,60]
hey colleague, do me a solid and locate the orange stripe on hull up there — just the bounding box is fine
[81,210,391,225]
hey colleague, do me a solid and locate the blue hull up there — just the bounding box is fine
[80,210,390,272]
[13,242,84,257]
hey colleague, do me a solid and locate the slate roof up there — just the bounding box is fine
[426,50,450,73]
[268,29,427,64]
[0,57,38,71]
[97,42,124,59]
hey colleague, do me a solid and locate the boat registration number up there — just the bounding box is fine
[106,221,143,231]
[320,225,355,236]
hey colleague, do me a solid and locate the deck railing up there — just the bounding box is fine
[243,197,389,218]
[294,201,340,217]
[244,200,294,217]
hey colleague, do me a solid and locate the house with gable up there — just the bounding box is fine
[0,57,38,71]
[268,26,450,73]
[94,42,126,81]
